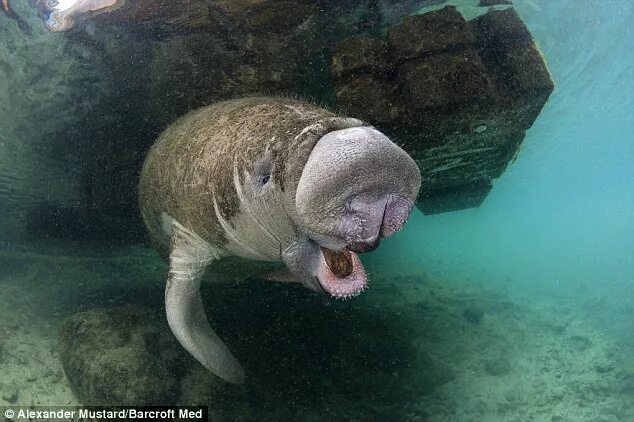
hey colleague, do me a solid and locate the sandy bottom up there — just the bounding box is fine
[0,242,632,421]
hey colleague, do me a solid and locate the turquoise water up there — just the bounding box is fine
[375,0,634,306]
[0,0,632,421]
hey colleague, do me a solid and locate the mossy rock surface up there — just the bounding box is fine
[332,6,554,214]
[58,305,183,405]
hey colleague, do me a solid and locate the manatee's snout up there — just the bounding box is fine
[382,194,416,237]
[292,126,421,298]
[296,126,420,248]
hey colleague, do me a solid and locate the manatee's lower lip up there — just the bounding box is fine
[316,246,367,299]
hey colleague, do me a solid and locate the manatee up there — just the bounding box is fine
[138,97,421,383]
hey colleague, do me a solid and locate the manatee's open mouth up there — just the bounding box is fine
[316,246,367,299]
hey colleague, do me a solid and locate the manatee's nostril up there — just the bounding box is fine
[380,196,414,238]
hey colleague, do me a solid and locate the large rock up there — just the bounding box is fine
[58,306,183,405]
[388,6,475,59]
[332,6,554,214]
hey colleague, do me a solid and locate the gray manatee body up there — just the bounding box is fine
[139,97,421,383]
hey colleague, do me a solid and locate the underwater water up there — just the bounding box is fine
[0,0,632,421]
[378,0,634,292]
[376,0,634,319]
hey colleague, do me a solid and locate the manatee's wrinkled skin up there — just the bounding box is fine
[139,97,421,383]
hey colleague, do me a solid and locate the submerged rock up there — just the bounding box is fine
[332,6,554,214]
[388,6,476,59]
[1,387,19,404]
[58,306,183,405]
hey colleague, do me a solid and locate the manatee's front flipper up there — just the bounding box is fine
[165,219,246,383]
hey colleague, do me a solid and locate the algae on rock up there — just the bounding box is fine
[332,6,554,214]
[58,306,183,405]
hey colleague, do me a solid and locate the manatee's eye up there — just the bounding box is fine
[258,172,271,187]
[253,153,273,189]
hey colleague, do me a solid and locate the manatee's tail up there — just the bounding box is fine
[164,218,245,384]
